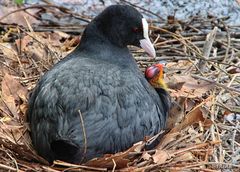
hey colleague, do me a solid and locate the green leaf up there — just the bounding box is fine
[15,0,24,5]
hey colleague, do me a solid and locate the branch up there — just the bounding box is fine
[191,74,240,94]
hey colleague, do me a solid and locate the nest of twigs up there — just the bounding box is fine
[0,2,240,172]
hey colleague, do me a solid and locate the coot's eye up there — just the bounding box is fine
[132,27,140,33]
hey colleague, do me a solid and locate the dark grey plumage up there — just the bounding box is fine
[27,5,170,163]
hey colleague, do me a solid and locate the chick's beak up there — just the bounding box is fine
[154,64,168,90]
[140,18,156,58]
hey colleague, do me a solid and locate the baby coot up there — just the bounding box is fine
[27,5,170,163]
[145,63,171,112]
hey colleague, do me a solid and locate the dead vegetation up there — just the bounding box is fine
[0,2,240,172]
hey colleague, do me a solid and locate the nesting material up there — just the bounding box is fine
[0,10,240,171]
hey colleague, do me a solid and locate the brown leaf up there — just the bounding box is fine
[152,150,170,164]
[170,107,210,134]
[173,152,194,162]
[84,143,141,169]
[15,35,33,53]
[0,95,18,118]
[0,6,40,27]
[157,132,180,149]
[141,152,152,161]
[167,97,185,129]
[1,73,28,118]
[167,75,214,98]
[202,119,213,128]
[2,73,28,101]
[185,98,198,112]
[45,32,64,47]
[0,123,23,142]
[0,43,18,61]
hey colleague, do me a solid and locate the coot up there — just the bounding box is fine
[27,5,170,163]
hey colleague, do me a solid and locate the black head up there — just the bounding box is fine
[80,5,156,57]
[94,5,144,47]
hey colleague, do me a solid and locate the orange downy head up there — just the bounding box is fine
[145,63,168,90]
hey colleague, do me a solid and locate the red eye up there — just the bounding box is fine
[132,27,139,32]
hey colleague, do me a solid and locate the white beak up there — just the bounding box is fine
[140,18,156,58]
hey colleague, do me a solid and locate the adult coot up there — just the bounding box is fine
[27,5,170,163]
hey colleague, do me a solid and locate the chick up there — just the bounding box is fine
[145,63,168,91]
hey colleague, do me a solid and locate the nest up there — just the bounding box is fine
[0,2,240,172]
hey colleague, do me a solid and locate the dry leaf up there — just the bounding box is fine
[157,132,180,149]
[0,95,18,118]
[15,35,33,53]
[0,123,23,142]
[173,152,194,162]
[152,149,170,164]
[0,73,28,118]
[167,97,185,129]
[202,119,213,128]
[166,75,214,98]
[141,152,152,161]
[1,73,28,101]
[0,43,18,61]
[85,144,139,169]
[185,98,198,112]
[0,6,40,27]
[170,107,210,134]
